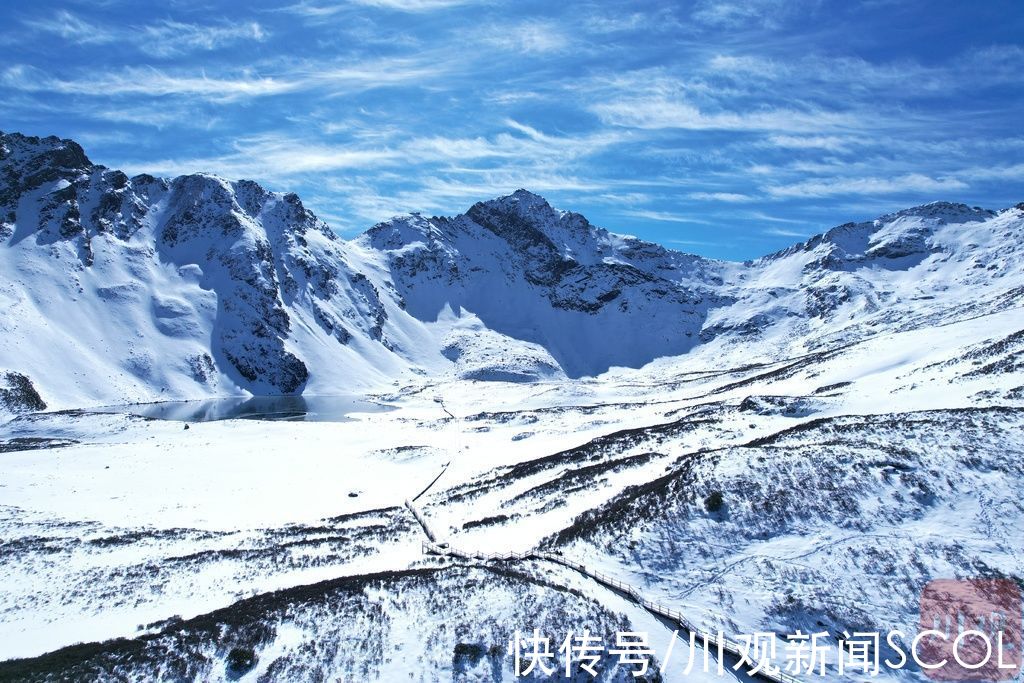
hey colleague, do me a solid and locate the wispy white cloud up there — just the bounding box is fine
[483,90,549,105]
[314,57,450,89]
[587,192,654,205]
[137,21,267,57]
[0,89,227,131]
[953,163,1024,182]
[582,12,652,34]
[1,54,449,103]
[707,54,778,77]
[705,50,1017,97]
[279,0,475,16]
[962,44,1024,84]
[89,102,223,130]
[688,191,754,202]
[23,10,114,44]
[1,65,298,101]
[690,0,819,30]
[692,1,771,28]
[348,0,478,9]
[762,227,806,237]
[420,173,608,199]
[23,9,268,56]
[401,120,628,165]
[576,66,864,135]
[125,134,402,180]
[477,20,571,54]
[273,1,347,19]
[765,173,968,198]
[618,209,714,224]
[593,96,852,133]
[764,135,851,151]
[321,170,612,228]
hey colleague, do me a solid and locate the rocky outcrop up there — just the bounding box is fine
[0,372,45,415]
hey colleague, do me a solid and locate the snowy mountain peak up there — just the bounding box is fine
[359,190,726,378]
[877,200,996,224]
[0,132,93,226]
[468,189,605,251]
[0,131,91,172]
[483,187,553,213]
[468,188,566,220]
[759,200,1010,273]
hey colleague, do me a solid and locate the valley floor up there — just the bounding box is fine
[1,305,1022,682]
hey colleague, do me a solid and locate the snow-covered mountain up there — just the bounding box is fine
[361,190,724,379]
[0,131,422,410]
[1,129,1022,414]
[705,201,1024,352]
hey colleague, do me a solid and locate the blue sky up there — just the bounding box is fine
[1,0,1022,260]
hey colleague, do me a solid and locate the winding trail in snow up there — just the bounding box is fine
[419,539,801,683]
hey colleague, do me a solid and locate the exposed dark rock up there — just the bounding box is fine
[0,372,46,414]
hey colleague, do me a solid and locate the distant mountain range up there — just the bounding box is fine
[1,130,1022,412]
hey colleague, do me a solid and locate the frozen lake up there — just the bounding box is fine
[95,394,395,423]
